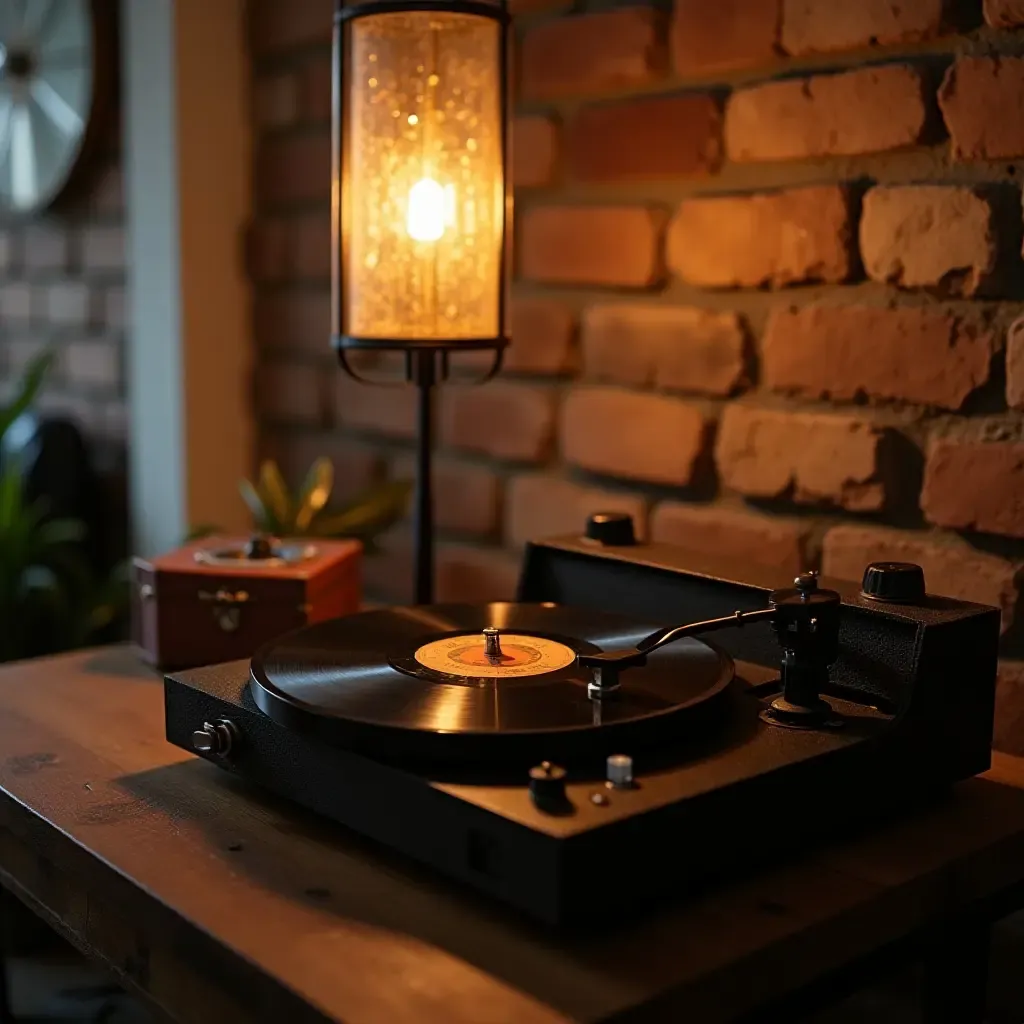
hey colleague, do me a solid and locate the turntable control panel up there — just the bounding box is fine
[414,630,577,680]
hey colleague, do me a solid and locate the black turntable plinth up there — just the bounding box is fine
[164,517,1001,926]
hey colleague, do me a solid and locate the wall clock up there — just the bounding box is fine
[0,0,113,216]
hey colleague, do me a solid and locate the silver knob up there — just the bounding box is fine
[606,753,634,789]
[191,719,239,758]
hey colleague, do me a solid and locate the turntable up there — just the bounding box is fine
[163,513,1001,926]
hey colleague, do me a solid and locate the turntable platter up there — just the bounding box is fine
[249,603,733,762]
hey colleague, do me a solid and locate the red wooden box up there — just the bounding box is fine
[132,536,361,671]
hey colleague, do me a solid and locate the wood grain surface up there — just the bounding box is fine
[0,645,1023,1023]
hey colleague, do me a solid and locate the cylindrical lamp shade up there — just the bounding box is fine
[334,2,508,347]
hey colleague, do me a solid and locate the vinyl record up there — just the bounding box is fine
[249,603,733,762]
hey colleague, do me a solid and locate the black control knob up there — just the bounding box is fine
[860,562,926,604]
[585,512,636,546]
[245,534,275,560]
[529,761,568,810]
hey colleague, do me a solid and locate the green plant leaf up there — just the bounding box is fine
[257,461,292,534]
[295,458,334,533]
[239,478,273,533]
[185,523,221,542]
[0,350,54,445]
[0,464,24,532]
[37,518,86,548]
[311,480,412,541]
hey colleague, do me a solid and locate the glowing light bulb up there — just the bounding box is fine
[406,177,455,242]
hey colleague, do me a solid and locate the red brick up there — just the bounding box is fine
[939,57,1024,162]
[441,383,556,462]
[436,544,520,603]
[860,186,996,296]
[81,226,125,273]
[6,337,50,377]
[247,214,331,283]
[43,283,94,327]
[762,306,994,411]
[651,503,814,576]
[257,133,331,206]
[249,0,333,54]
[518,206,664,288]
[336,375,416,439]
[1007,317,1024,410]
[672,0,780,75]
[261,432,382,504]
[561,387,711,486]
[520,8,667,101]
[510,0,571,13]
[582,304,747,396]
[61,340,120,392]
[513,116,559,189]
[667,186,852,289]
[392,455,500,537]
[822,524,1021,631]
[254,73,299,130]
[0,283,33,323]
[726,64,927,162]
[506,475,647,547]
[507,297,575,375]
[567,94,720,183]
[782,0,945,54]
[985,0,1024,27]
[362,527,414,604]
[922,440,1024,539]
[23,225,68,272]
[254,291,331,355]
[300,57,333,123]
[258,362,327,425]
[717,406,885,511]
[995,660,1024,756]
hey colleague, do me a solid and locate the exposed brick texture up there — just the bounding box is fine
[762,306,994,410]
[985,0,1024,28]
[513,116,559,189]
[822,524,1021,631]
[567,95,720,183]
[860,186,996,296]
[726,65,928,162]
[520,8,667,102]
[1007,317,1024,410]
[781,0,946,54]
[518,206,664,288]
[561,388,710,486]
[672,0,780,75]
[651,502,814,575]
[248,0,1024,636]
[582,305,747,395]
[441,383,557,462]
[939,57,1024,161]
[508,298,575,375]
[716,406,886,510]
[24,226,68,272]
[667,186,852,288]
[922,440,1024,539]
[506,475,648,547]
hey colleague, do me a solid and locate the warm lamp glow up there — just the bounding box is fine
[341,10,504,342]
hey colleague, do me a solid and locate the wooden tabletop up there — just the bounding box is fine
[1,646,1024,1024]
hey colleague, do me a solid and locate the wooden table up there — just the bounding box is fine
[0,646,1023,1024]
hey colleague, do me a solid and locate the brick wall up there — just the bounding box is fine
[249,0,1024,750]
[0,123,125,457]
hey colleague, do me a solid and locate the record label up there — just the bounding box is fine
[414,632,576,679]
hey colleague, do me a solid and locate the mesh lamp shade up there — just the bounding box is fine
[333,0,509,351]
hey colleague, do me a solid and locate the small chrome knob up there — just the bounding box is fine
[483,626,502,660]
[794,571,819,594]
[606,753,634,789]
[191,719,239,758]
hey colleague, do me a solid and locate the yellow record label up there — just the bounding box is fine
[414,632,576,679]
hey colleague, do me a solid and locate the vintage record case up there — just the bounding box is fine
[133,536,361,671]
